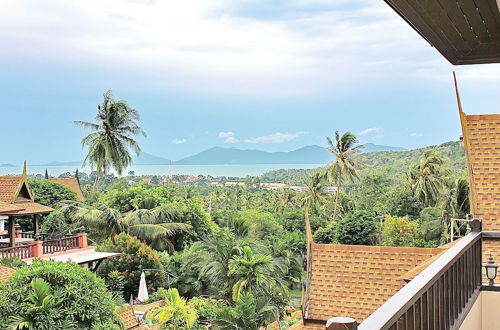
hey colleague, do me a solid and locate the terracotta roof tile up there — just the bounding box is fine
[48,178,85,201]
[0,201,25,214]
[304,243,444,323]
[0,176,22,203]
[7,202,53,215]
[460,113,500,231]
[0,265,15,281]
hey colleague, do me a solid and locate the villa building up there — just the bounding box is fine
[293,1,500,329]
[0,163,118,270]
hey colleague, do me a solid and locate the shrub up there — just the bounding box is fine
[381,215,420,247]
[313,223,336,244]
[0,260,121,329]
[188,297,229,324]
[0,256,26,269]
[40,210,71,236]
[97,233,164,299]
[335,210,378,245]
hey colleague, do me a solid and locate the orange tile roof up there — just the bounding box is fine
[0,176,22,203]
[459,113,500,231]
[303,243,444,324]
[48,178,85,201]
[7,201,53,215]
[0,265,15,281]
[0,201,24,214]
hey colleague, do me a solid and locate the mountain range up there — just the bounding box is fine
[17,143,405,167]
[174,143,405,165]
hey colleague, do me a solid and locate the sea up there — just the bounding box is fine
[0,164,324,178]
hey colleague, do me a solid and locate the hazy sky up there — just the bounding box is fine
[1,0,500,164]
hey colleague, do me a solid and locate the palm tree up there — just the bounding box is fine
[303,172,327,215]
[214,292,277,330]
[75,90,146,189]
[8,279,76,329]
[58,201,190,251]
[196,235,244,299]
[229,246,276,302]
[147,288,198,330]
[440,177,470,240]
[324,131,364,222]
[406,150,445,207]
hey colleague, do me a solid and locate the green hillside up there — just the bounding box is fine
[260,140,466,185]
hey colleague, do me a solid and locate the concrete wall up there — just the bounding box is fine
[460,291,500,330]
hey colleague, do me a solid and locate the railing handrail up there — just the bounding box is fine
[359,231,481,329]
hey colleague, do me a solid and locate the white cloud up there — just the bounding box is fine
[358,127,383,136]
[244,132,304,144]
[172,138,187,144]
[218,131,235,138]
[410,132,423,137]
[0,0,465,96]
[218,131,239,143]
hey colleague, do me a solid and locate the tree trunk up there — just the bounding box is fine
[332,179,342,222]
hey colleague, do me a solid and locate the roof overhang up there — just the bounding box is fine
[384,0,500,65]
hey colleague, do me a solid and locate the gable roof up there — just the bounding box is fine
[0,162,53,215]
[0,162,34,203]
[302,243,444,324]
[0,266,15,281]
[48,178,85,201]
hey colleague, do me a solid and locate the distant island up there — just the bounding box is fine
[0,163,15,167]
[174,143,406,165]
[25,143,406,167]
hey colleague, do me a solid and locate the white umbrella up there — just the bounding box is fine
[137,272,149,302]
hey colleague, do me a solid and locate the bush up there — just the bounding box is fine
[0,256,26,269]
[40,210,71,236]
[381,215,420,247]
[313,223,336,244]
[188,297,229,324]
[97,233,164,299]
[335,210,378,245]
[0,260,121,329]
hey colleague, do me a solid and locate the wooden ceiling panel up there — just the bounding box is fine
[385,0,500,65]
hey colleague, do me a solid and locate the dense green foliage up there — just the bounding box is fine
[17,133,469,328]
[29,179,77,206]
[97,233,164,298]
[0,260,121,329]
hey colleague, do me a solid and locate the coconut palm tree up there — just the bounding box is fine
[196,235,244,299]
[57,201,190,251]
[148,288,198,330]
[229,246,276,302]
[75,90,146,189]
[406,150,445,207]
[324,131,364,222]
[214,292,277,330]
[303,172,328,215]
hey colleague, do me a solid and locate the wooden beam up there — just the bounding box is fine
[8,216,15,248]
[34,214,39,235]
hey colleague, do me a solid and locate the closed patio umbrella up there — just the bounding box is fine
[137,272,149,302]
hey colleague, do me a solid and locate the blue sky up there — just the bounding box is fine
[1,0,500,164]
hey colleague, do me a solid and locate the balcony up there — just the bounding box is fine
[0,232,88,260]
[357,224,500,330]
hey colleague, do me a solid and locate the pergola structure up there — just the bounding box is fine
[0,162,53,247]
[384,0,500,64]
